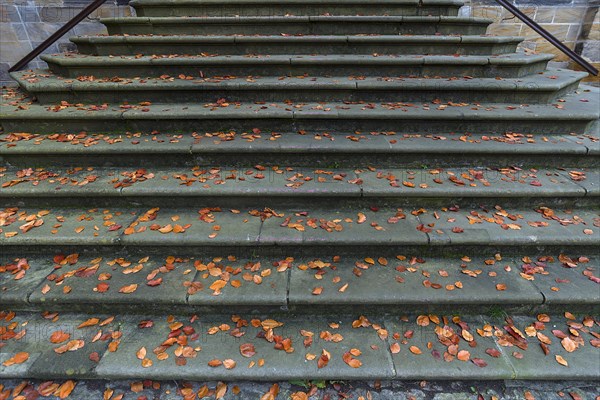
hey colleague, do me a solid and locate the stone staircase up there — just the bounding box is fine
[1,0,599,390]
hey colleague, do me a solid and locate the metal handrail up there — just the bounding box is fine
[8,0,599,76]
[495,0,598,76]
[8,0,107,72]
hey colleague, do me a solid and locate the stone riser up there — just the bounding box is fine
[44,59,550,80]
[27,85,577,106]
[2,118,594,136]
[71,40,520,57]
[131,4,461,18]
[3,153,596,169]
[102,20,488,36]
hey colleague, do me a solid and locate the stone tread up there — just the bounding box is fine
[40,52,555,68]
[129,0,465,5]
[0,166,596,198]
[99,15,492,24]
[1,251,597,310]
[1,311,598,380]
[0,206,598,246]
[70,34,524,44]
[2,86,598,132]
[0,132,596,156]
[11,69,585,97]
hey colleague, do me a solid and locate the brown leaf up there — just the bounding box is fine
[409,346,422,355]
[317,349,330,369]
[240,343,256,358]
[390,343,401,354]
[223,359,236,369]
[485,348,501,358]
[471,358,488,368]
[555,354,568,366]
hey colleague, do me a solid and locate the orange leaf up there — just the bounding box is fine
[409,346,422,355]
[50,331,71,344]
[119,284,138,294]
[78,318,99,329]
[57,380,76,399]
[2,352,29,366]
[555,355,568,367]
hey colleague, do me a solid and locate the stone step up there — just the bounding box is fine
[0,166,596,201]
[42,53,555,79]
[1,249,598,314]
[1,132,596,168]
[0,205,597,248]
[70,35,524,57]
[130,0,464,18]
[100,16,491,36]
[2,86,598,135]
[10,69,586,105]
[1,310,598,381]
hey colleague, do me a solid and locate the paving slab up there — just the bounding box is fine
[258,208,428,245]
[419,208,600,246]
[483,314,600,380]
[557,169,599,196]
[359,167,586,197]
[565,131,600,155]
[0,255,51,306]
[0,208,139,246]
[384,315,514,379]
[516,255,600,306]
[119,208,262,246]
[95,314,395,380]
[27,254,192,308]
[289,254,543,307]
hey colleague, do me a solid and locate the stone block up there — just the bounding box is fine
[0,5,20,23]
[542,23,572,40]
[587,22,600,40]
[11,22,29,41]
[23,22,71,42]
[18,6,40,22]
[88,5,132,19]
[533,7,555,24]
[535,41,576,62]
[488,23,523,37]
[567,24,582,41]
[471,6,503,21]
[553,6,586,23]
[0,23,19,42]
[38,6,81,23]
[0,40,33,63]
[73,22,107,36]
[582,41,600,61]
[501,6,536,22]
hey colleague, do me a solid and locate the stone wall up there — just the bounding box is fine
[0,0,598,85]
